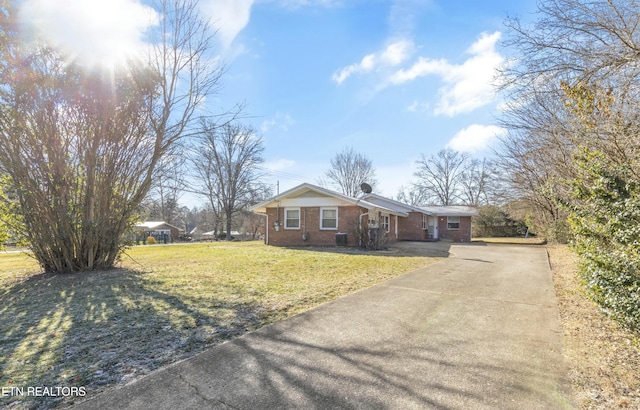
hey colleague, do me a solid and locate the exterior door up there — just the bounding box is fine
[428,216,438,239]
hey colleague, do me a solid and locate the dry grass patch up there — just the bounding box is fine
[547,245,640,409]
[0,241,436,409]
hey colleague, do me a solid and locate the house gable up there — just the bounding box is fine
[250,183,405,216]
[278,190,355,208]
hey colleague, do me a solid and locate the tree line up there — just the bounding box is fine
[319,147,503,208]
[497,0,640,331]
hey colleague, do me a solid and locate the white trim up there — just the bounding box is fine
[447,216,460,230]
[319,207,338,230]
[284,207,300,229]
[395,214,398,239]
[380,213,390,233]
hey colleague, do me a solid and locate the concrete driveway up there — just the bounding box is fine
[73,243,575,409]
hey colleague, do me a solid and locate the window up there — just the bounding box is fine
[284,208,300,229]
[447,216,460,230]
[320,207,338,230]
[380,214,390,233]
[422,214,429,230]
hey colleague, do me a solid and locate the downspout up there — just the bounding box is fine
[265,212,269,245]
[302,208,307,241]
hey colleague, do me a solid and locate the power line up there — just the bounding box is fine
[255,165,309,183]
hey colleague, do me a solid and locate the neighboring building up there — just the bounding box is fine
[135,221,181,243]
[249,183,478,246]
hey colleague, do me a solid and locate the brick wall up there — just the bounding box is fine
[437,216,473,242]
[263,207,473,244]
[265,206,364,246]
[397,212,427,241]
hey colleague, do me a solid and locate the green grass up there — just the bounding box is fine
[0,242,436,409]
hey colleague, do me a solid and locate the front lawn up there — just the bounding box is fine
[0,242,435,409]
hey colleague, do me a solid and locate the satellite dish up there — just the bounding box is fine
[360,183,372,194]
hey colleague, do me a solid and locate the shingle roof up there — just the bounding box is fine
[250,183,407,216]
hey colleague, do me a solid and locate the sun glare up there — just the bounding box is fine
[19,0,159,71]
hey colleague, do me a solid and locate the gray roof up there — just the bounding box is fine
[250,183,408,216]
[361,193,431,215]
[250,183,479,218]
[135,221,182,231]
[418,205,479,217]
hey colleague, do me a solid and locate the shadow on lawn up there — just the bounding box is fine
[74,307,568,409]
[284,240,458,258]
[0,268,266,409]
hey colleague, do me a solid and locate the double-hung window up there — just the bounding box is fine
[447,216,460,230]
[320,207,338,230]
[380,214,390,233]
[285,208,300,229]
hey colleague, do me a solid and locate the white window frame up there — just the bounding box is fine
[380,214,390,233]
[284,207,300,229]
[422,214,429,230]
[320,207,338,230]
[447,216,460,230]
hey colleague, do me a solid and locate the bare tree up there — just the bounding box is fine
[459,158,503,206]
[0,0,223,272]
[414,149,469,205]
[396,185,428,206]
[497,0,640,241]
[149,153,187,225]
[321,147,377,197]
[192,121,265,241]
[501,0,640,90]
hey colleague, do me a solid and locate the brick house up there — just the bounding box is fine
[135,221,181,243]
[250,183,478,246]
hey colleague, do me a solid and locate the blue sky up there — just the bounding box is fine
[18,0,538,201]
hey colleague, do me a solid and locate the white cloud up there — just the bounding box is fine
[332,39,414,85]
[261,112,296,133]
[390,31,504,116]
[261,119,277,133]
[389,57,448,83]
[446,124,507,153]
[201,0,342,49]
[406,100,429,112]
[332,53,376,85]
[200,0,255,48]
[19,0,159,68]
[380,39,413,66]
